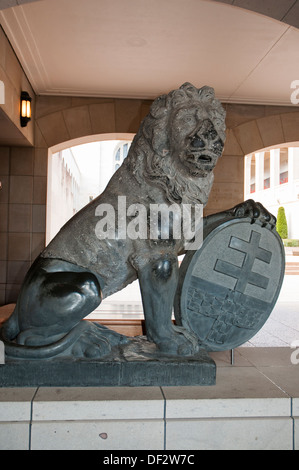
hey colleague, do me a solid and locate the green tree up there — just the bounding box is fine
[276,206,288,239]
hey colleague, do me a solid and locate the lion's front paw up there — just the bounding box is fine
[232,199,276,230]
[156,326,200,357]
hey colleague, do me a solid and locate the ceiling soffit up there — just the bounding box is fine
[0,0,299,106]
[1,0,299,28]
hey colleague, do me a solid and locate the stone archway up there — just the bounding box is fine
[35,94,299,223]
[35,97,150,149]
[46,133,135,244]
[232,112,299,155]
[205,108,299,215]
[33,95,151,257]
[3,94,299,305]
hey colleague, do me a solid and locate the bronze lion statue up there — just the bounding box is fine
[1,83,275,360]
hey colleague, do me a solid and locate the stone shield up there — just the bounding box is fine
[174,218,285,351]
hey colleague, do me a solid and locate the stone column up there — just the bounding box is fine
[244,154,252,198]
[270,148,280,188]
[255,152,265,192]
[288,147,299,183]
[0,80,4,104]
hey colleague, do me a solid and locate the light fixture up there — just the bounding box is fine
[20,91,32,127]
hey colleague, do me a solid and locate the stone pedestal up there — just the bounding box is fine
[0,349,216,387]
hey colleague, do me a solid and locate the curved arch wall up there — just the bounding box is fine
[204,105,299,215]
[2,93,299,304]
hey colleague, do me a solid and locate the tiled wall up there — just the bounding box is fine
[0,146,47,304]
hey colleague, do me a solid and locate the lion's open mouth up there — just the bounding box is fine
[186,153,213,166]
[184,153,215,176]
[196,155,212,163]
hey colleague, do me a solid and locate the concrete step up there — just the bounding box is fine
[285,263,299,275]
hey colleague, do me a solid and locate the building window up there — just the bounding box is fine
[115,148,121,161]
[113,141,131,172]
[244,145,299,240]
[280,149,288,185]
[123,143,129,159]
[264,152,270,189]
[250,155,256,193]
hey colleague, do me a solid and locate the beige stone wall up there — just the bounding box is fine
[0,24,42,303]
[35,96,152,147]
[205,104,299,215]
[2,92,299,304]
[0,26,35,146]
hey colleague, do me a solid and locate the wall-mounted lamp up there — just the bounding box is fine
[20,91,32,127]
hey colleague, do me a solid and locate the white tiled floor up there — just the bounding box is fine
[1,348,298,450]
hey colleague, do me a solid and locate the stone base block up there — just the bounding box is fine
[0,351,216,387]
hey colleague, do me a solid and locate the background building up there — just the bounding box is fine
[245,146,299,239]
[47,140,131,243]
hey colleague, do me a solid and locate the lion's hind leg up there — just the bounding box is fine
[17,268,102,341]
[2,258,130,359]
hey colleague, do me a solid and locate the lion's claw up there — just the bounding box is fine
[232,199,276,231]
[155,326,200,357]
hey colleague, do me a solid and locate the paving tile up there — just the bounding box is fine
[33,386,165,421]
[31,419,164,450]
[0,422,30,450]
[163,367,290,419]
[166,417,293,450]
[259,366,299,398]
[0,387,36,421]
[238,347,296,367]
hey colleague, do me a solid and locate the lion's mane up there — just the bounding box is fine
[126,83,226,206]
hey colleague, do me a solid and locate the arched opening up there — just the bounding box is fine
[47,133,143,335]
[245,143,299,241]
[47,137,133,244]
[0,80,4,104]
[244,143,299,346]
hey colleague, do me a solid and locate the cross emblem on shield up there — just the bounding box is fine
[174,218,285,351]
[214,231,272,294]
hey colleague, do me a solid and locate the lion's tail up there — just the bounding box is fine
[0,317,87,360]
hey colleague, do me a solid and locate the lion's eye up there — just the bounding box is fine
[184,115,196,126]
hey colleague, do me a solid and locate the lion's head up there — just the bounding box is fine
[127,83,226,206]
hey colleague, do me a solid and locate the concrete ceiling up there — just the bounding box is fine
[1,0,299,105]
